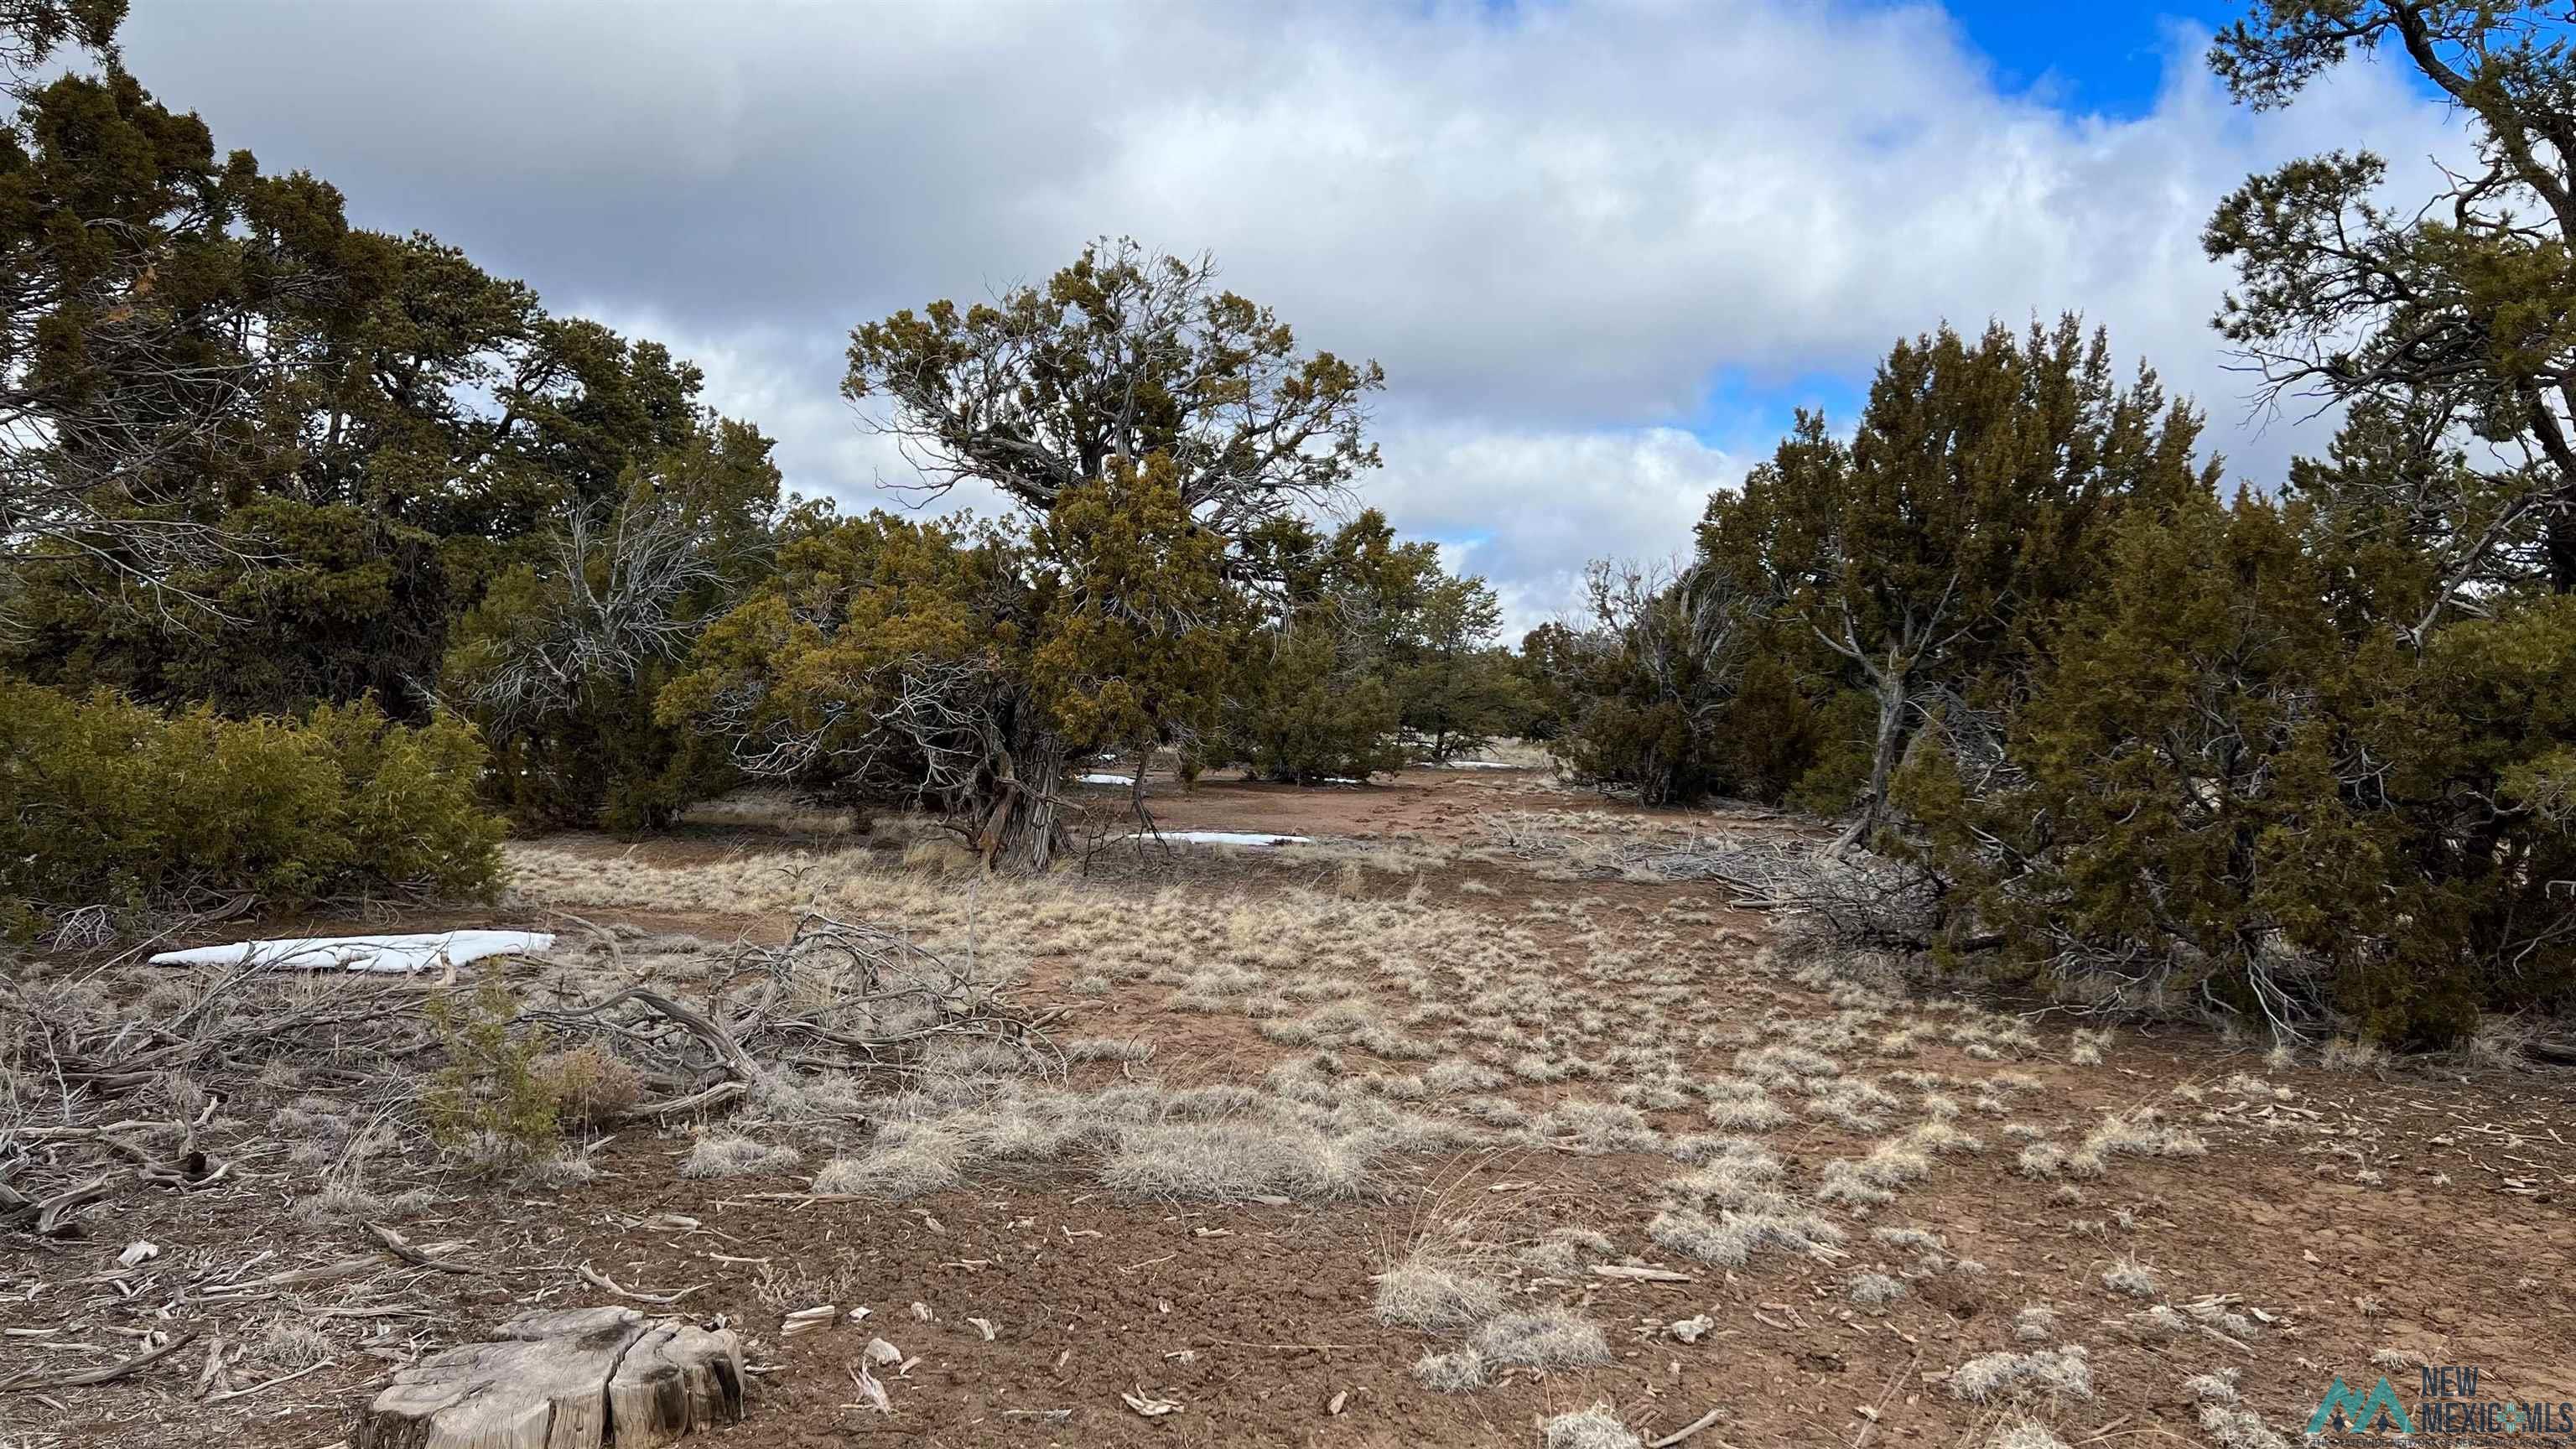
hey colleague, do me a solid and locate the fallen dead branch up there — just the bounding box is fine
[0,1330,197,1394]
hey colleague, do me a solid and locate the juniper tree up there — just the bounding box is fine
[2207,0,2576,612]
[828,240,1386,861]
[1701,318,2210,848]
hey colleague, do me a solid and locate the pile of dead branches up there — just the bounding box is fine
[1,909,1059,1246]
[527,911,1066,1119]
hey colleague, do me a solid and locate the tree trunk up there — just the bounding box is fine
[978,735,1068,873]
[1831,658,1910,856]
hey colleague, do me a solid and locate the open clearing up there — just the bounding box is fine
[5,767,2570,1448]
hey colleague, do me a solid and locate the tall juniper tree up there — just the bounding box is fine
[1701,317,2211,849]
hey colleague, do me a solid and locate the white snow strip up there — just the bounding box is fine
[148,930,556,975]
[1077,773,1135,785]
[1426,760,1519,770]
[1124,831,1311,847]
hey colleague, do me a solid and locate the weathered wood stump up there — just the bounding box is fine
[354,1306,744,1449]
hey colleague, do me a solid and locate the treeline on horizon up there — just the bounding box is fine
[2,0,2570,1048]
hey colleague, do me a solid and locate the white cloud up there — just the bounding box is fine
[121,0,2464,629]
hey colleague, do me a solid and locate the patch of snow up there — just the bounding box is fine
[148,930,555,975]
[1124,831,1311,847]
[1425,760,1519,770]
[1077,773,1135,786]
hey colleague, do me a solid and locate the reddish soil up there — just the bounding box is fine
[8,770,2572,1449]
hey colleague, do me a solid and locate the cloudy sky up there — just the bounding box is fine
[123,0,2457,632]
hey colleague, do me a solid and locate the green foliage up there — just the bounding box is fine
[3,496,452,718]
[0,679,501,929]
[1027,454,1238,759]
[443,434,781,830]
[1220,618,1408,784]
[1701,316,2211,834]
[1899,487,2576,1045]
[423,974,560,1162]
[1207,510,1478,782]
[2206,0,2576,597]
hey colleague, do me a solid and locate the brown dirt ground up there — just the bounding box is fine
[6,767,2573,1449]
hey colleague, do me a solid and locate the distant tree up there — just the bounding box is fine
[1538,558,1775,805]
[1394,573,1523,761]
[815,241,1384,861]
[2207,0,2576,611]
[667,457,1244,867]
[1211,509,1428,784]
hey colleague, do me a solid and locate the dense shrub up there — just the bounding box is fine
[0,680,502,932]
[1900,492,2576,1046]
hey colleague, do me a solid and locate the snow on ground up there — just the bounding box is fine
[149,931,555,974]
[1423,760,1518,770]
[1078,773,1135,785]
[1123,831,1312,847]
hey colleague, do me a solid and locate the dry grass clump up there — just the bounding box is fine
[678,1132,802,1179]
[1805,1075,1903,1130]
[1873,1225,1945,1253]
[2017,1142,2068,1178]
[2101,1254,2159,1298]
[1849,1271,1907,1306]
[522,1150,598,1189]
[1515,1227,1615,1279]
[253,1320,334,1369]
[1374,1257,1506,1333]
[1422,1058,1505,1094]
[1703,1098,1793,1132]
[2069,1027,2114,1066]
[1950,1344,2094,1402]
[1541,1405,1644,1449]
[813,1124,970,1200]
[1648,1204,1842,1266]
[2013,1305,2059,1342]
[1536,1098,1662,1155]
[2066,1109,2206,1177]
[2199,1405,2291,1449]
[1816,1136,1936,1206]
[1098,1119,1374,1202]
[1062,1036,1154,1063]
[2184,1368,2241,1403]
[1412,1346,1490,1392]
[1471,1309,1611,1368]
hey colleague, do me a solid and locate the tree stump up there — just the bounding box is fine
[355,1306,744,1449]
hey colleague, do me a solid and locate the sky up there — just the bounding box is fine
[119,0,2461,635]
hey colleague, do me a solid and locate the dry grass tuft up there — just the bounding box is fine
[1649,1205,1841,1266]
[1950,1344,2094,1402]
[1471,1309,1612,1368]
[1541,1405,1644,1449]
[678,1132,802,1179]
[1990,1417,2071,1449]
[1098,1120,1373,1202]
[1374,1258,1506,1334]
[1412,1346,1490,1392]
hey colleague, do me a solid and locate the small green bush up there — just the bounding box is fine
[0,680,502,930]
[423,974,561,1162]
